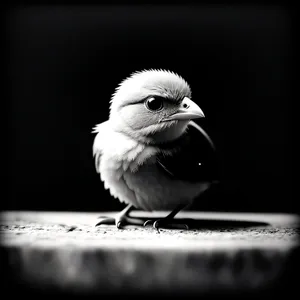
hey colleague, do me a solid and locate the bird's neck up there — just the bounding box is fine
[109,114,189,147]
[148,120,189,144]
[113,122,189,149]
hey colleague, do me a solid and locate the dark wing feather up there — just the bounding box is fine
[156,121,219,183]
[94,150,102,173]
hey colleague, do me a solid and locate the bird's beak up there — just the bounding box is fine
[163,97,205,121]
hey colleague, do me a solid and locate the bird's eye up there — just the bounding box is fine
[145,96,164,112]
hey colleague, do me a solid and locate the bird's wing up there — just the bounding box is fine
[156,121,219,183]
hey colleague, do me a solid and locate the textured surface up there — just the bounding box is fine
[1,210,299,297]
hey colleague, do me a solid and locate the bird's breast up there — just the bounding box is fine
[98,121,217,211]
[122,162,210,211]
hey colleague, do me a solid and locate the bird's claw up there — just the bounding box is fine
[116,221,123,229]
[95,217,115,227]
[143,220,153,227]
[95,215,144,229]
[144,219,189,231]
[143,220,161,232]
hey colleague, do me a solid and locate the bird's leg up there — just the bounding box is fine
[95,204,145,229]
[144,204,189,231]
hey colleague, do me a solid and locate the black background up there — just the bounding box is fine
[4,4,294,213]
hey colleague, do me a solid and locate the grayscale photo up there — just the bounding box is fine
[2,2,298,299]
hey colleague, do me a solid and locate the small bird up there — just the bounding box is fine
[93,69,217,229]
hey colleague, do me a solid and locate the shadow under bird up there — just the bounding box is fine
[93,69,218,229]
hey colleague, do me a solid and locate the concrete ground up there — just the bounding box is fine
[0,210,299,297]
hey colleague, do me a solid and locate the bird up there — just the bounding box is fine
[92,69,218,230]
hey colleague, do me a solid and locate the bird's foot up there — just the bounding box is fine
[143,218,189,231]
[95,213,144,229]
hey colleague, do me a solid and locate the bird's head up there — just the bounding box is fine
[109,69,205,144]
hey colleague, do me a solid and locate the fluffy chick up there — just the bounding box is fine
[93,69,216,229]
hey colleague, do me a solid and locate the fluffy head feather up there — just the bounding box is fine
[110,69,192,113]
[107,69,194,144]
